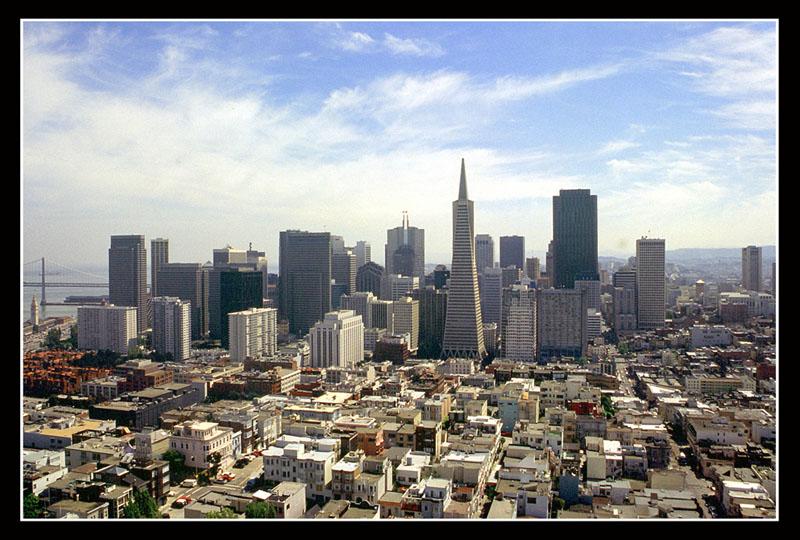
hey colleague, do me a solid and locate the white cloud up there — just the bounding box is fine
[383,33,445,57]
[338,31,376,52]
[598,140,640,155]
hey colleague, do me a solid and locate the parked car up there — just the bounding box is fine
[181,479,197,488]
[234,458,249,468]
[171,496,192,509]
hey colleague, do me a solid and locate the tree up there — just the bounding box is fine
[551,497,566,518]
[207,507,238,519]
[245,501,277,519]
[122,489,159,519]
[162,449,190,484]
[24,493,44,518]
[43,329,62,349]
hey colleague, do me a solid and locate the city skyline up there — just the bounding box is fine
[23,20,777,268]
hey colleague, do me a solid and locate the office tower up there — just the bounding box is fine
[78,305,138,355]
[152,297,191,361]
[332,250,357,295]
[612,287,637,334]
[355,241,371,268]
[381,274,420,301]
[385,212,425,282]
[369,299,394,333]
[228,307,277,362]
[220,269,263,348]
[331,235,346,255]
[613,270,637,292]
[552,189,598,289]
[772,261,776,296]
[246,244,269,296]
[742,245,762,292]
[279,231,332,336]
[483,323,498,357]
[356,262,384,297]
[475,234,494,275]
[545,241,554,278]
[537,288,588,362]
[480,266,503,330]
[586,308,602,340]
[500,236,525,270]
[109,235,148,331]
[392,296,420,353]
[150,238,169,298]
[574,278,601,311]
[636,238,666,330]
[525,257,541,281]
[157,263,209,340]
[502,266,522,288]
[415,286,447,360]
[442,159,486,359]
[340,292,376,326]
[213,245,247,267]
[30,294,39,326]
[433,265,450,290]
[501,283,537,362]
[331,282,348,310]
[309,310,364,368]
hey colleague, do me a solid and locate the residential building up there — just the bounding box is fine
[228,307,278,361]
[501,283,537,362]
[77,305,138,355]
[151,297,191,361]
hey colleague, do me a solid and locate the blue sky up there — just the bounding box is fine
[22,20,777,270]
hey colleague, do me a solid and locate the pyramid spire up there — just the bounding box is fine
[458,158,468,200]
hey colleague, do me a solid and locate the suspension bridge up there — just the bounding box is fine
[23,258,108,305]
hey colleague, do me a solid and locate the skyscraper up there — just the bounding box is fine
[213,245,247,267]
[279,231,332,336]
[480,266,503,330]
[742,245,762,292]
[385,212,425,283]
[150,238,169,298]
[475,234,494,274]
[220,269,263,348]
[152,296,191,361]
[228,307,277,362]
[332,250,357,295]
[157,263,208,340]
[356,261,384,297]
[309,310,364,368]
[636,238,666,330]
[109,235,148,331]
[552,189,598,289]
[525,257,541,281]
[500,235,525,270]
[246,244,269,296]
[392,296,420,353]
[442,159,486,360]
[501,283,537,362]
[355,241,371,268]
[415,286,447,360]
[537,288,587,362]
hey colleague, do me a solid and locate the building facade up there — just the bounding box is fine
[636,238,666,330]
[552,190,598,289]
[151,297,191,361]
[279,231,333,336]
[78,305,138,355]
[309,310,365,368]
[109,235,149,331]
[228,307,278,361]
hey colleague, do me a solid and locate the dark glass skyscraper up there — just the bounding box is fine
[220,269,263,348]
[109,235,148,331]
[279,231,332,335]
[552,189,598,289]
[356,261,384,297]
[385,212,425,282]
[150,238,169,298]
[500,235,525,270]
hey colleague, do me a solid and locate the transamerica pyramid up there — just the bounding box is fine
[441,159,487,360]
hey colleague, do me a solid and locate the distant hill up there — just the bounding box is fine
[666,246,775,262]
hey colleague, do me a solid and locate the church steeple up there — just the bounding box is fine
[458,158,468,200]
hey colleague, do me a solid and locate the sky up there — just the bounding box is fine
[22,20,777,272]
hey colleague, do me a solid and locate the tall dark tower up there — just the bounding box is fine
[279,231,332,335]
[442,159,486,359]
[552,189,598,289]
[109,235,148,332]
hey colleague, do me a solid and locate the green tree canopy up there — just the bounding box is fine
[244,501,277,519]
[24,493,45,518]
[207,507,238,519]
[122,489,159,518]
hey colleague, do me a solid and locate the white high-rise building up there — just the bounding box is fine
[152,296,192,361]
[309,310,364,368]
[636,238,666,330]
[392,296,420,353]
[501,283,536,362]
[586,308,602,340]
[355,241,371,268]
[381,274,420,301]
[536,289,587,362]
[480,266,503,331]
[228,307,278,361]
[78,305,138,355]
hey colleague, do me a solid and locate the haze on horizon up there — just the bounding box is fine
[22,20,777,269]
